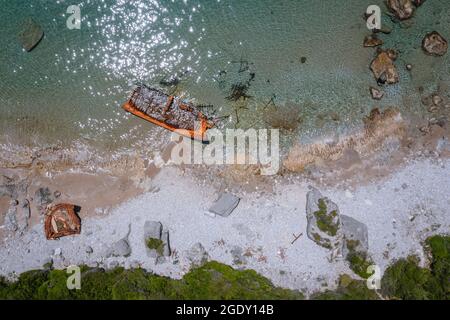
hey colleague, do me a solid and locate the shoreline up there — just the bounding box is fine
[0,153,449,295]
[0,107,449,295]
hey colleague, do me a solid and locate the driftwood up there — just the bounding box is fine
[44,203,81,240]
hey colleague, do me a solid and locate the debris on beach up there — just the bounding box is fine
[370,87,385,100]
[44,203,81,240]
[370,49,399,85]
[18,18,44,52]
[122,84,214,141]
[386,0,415,20]
[363,34,383,48]
[209,193,240,217]
[422,32,448,56]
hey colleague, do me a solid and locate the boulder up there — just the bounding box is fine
[341,215,369,258]
[422,32,448,56]
[106,238,132,258]
[386,0,415,20]
[370,49,399,85]
[186,243,209,267]
[306,188,343,261]
[209,193,240,217]
[144,221,171,260]
[144,221,162,240]
[18,18,44,52]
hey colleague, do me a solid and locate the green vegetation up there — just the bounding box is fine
[0,261,304,300]
[345,239,373,279]
[311,274,379,300]
[381,235,449,300]
[0,235,448,300]
[146,238,164,256]
[314,198,339,236]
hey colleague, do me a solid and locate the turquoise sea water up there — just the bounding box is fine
[0,0,449,153]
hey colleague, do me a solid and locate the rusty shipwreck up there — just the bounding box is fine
[122,85,214,141]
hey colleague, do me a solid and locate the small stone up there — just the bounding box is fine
[54,190,61,198]
[54,248,62,256]
[370,87,384,100]
[432,95,443,106]
[406,64,413,71]
[85,246,93,254]
[412,0,426,6]
[422,32,448,56]
[300,57,307,63]
[363,35,383,47]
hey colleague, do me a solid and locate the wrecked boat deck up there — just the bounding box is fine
[122,85,214,141]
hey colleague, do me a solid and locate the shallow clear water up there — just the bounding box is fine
[0,0,449,152]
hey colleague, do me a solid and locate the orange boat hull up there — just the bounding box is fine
[122,101,211,141]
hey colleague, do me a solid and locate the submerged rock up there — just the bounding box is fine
[363,35,383,47]
[305,187,343,261]
[422,32,448,56]
[370,49,399,85]
[386,0,415,20]
[412,0,426,6]
[18,18,44,52]
[370,87,385,100]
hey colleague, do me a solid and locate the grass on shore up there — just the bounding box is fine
[0,235,448,300]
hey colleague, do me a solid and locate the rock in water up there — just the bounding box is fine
[370,49,399,85]
[186,243,209,267]
[363,35,383,48]
[305,187,343,261]
[209,193,240,217]
[370,87,385,100]
[412,0,426,6]
[386,0,415,20]
[18,18,44,52]
[422,32,448,56]
[341,215,369,258]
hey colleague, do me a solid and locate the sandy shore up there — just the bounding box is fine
[0,154,448,295]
